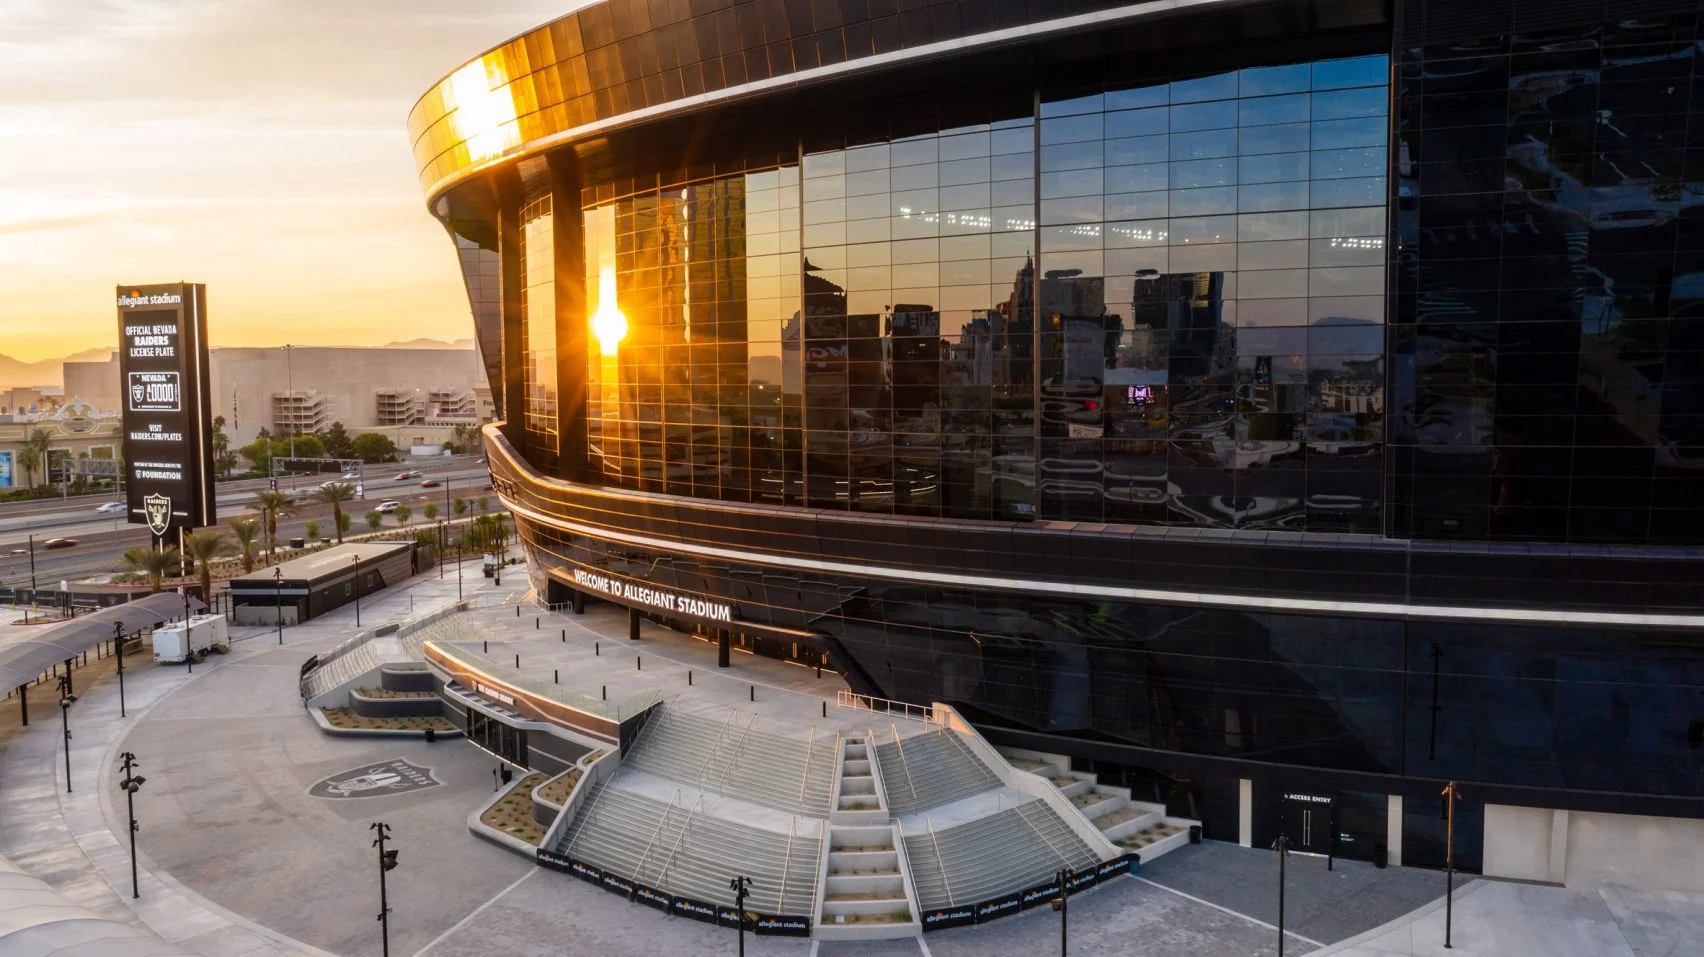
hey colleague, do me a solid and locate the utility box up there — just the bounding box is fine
[153,614,230,664]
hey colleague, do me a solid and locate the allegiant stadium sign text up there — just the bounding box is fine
[571,568,733,622]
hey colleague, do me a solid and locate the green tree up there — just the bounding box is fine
[122,545,181,593]
[337,511,351,537]
[319,421,357,460]
[16,427,51,488]
[305,519,321,541]
[271,434,325,462]
[476,495,490,513]
[211,416,231,478]
[365,509,384,531]
[240,437,273,473]
[423,502,439,522]
[182,531,232,606]
[393,503,412,526]
[452,497,467,516]
[227,518,262,574]
[309,481,357,544]
[351,432,398,464]
[247,490,293,561]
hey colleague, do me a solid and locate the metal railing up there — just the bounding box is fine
[837,689,934,722]
[891,725,919,803]
[927,819,956,906]
[633,787,684,883]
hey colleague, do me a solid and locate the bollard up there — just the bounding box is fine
[816,663,821,679]
[515,654,520,668]
[554,669,559,684]
[595,642,600,656]
[516,606,521,618]
[536,617,540,629]
[602,685,607,701]
[562,629,566,643]
[483,640,488,653]
[637,656,642,672]
[750,685,755,702]
[822,701,827,718]
[688,670,693,686]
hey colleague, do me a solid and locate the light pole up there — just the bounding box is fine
[1443,781,1458,949]
[1274,832,1289,957]
[119,751,145,899]
[113,622,127,717]
[274,567,285,644]
[57,673,77,793]
[371,821,397,957]
[28,533,37,599]
[351,554,362,627]
[728,875,753,957]
[1050,866,1069,957]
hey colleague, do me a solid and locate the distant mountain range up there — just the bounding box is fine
[0,339,477,390]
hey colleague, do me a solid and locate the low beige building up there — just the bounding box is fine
[0,400,122,491]
[62,346,492,448]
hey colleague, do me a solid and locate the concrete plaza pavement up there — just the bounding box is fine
[5,556,1702,957]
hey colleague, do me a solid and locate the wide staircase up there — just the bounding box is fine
[624,705,837,817]
[556,779,820,915]
[873,727,1001,815]
[1000,746,1198,864]
[902,801,1100,910]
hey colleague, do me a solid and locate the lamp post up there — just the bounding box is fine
[351,554,362,627]
[28,533,37,599]
[118,751,145,899]
[371,821,398,957]
[1051,866,1069,957]
[274,567,285,644]
[1443,781,1458,949]
[113,622,127,717]
[728,875,753,957]
[57,673,77,793]
[1274,832,1289,957]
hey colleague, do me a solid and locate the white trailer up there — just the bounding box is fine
[153,614,231,664]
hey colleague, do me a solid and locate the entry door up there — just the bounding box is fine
[1283,795,1334,855]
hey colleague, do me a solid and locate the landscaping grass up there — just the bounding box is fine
[535,767,583,805]
[320,708,455,732]
[1115,822,1184,850]
[480,773,548,845]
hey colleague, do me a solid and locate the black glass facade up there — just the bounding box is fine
[421,0,1704,865]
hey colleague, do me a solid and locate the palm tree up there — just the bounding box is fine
[182,531,232,606]
[248,490,293,560]
[228,518,262,574]
[122,546,182,593]
[309,481,357,543]
[15,426,51,489]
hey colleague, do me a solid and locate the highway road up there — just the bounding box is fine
[0,456,495,593]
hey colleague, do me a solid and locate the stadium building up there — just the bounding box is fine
[412,0,1704,880]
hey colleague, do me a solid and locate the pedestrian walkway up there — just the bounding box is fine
[0,556,508,957]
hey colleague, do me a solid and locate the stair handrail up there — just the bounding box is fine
[694,707,740,790]
[778,815,797,913]
[1014,800,1076,869]
[892,724,919,803]
[798,727,815,804]
[655,793,704,892]
[714,713,759,796]
[562,780,605,856]
[633,787,683,882]
[927,819,955,906]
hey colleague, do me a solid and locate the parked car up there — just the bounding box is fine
[42,538,78,549]
[374,500,401,513]
[94,502,125,514]
[393,470,422,481]
[419,479,440,488]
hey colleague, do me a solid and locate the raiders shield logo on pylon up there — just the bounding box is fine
[143,493,171,536]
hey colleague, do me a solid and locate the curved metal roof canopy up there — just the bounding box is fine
[0,593,203,692]
[0,852,199,956]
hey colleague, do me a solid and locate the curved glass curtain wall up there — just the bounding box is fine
[572,52,1389,529]
[521,191,559,450]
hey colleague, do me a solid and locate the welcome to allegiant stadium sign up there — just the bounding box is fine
[571,568,734,623]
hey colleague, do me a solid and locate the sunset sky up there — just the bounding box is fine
[0,0,574,363]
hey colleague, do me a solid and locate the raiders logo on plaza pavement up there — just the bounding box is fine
[308,758,440,799]
[143,493,171,536]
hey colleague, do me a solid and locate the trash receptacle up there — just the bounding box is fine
[1373,843,1388,869]
[499,765,513,785]
[424,727,436,744]
[1188,825,1202,844]
[289,537,305,548]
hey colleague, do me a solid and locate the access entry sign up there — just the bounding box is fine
[116,283,215,540]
